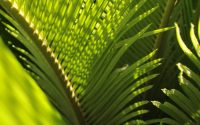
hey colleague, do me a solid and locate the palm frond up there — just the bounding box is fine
[152,20,200,125]
[0,0,170,124]
[153,0,197,90]
[0,7,83,124]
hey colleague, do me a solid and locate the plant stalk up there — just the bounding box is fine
[154,0,176,58]
[194,0,200,26]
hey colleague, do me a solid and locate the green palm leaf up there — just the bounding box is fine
[153,0,198,91]
[0,0,171,124]
[152,20,200,125]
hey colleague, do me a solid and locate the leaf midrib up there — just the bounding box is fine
[0,1,86,125]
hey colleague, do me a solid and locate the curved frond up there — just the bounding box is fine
[0,0,166,124]
[152,20,200,125]
[0,8,83,124]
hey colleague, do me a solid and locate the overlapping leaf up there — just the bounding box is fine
[0,37,66,125]
[0,0,172,124]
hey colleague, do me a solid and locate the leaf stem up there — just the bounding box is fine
[154,0,176,58]
[194,0,200,26]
